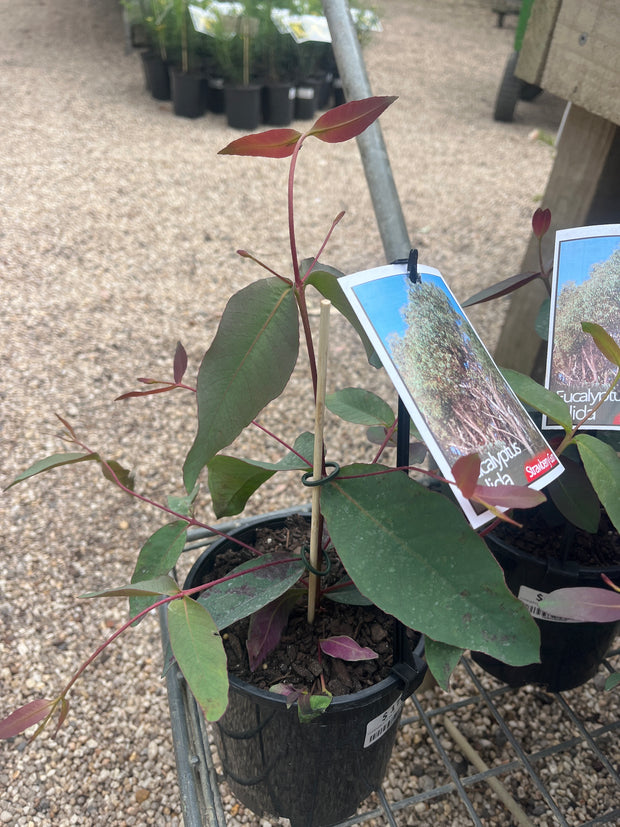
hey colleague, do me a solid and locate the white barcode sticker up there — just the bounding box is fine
[518,585,580,623]
[364,697,403,748]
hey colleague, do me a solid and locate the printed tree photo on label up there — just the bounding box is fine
[387,275,549,487]
[545,228,620,429]
[339,263,562,528]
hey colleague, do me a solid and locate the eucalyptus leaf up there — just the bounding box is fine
[101,460,135,491]
[6,452,100,489]
[167,483,199,517]
[501,368,573,431]
[130,521,188,619]
[547,456,600,533]
[325,387,394,426]
[575,434,620,532]
[324,582,373,606]
[208,457,273,519]
[184,278,299,491]
[534,298,550,341]
[167,597,229,721]
[198,555,304,630]
[80,575,180,599]
[605,672,620,691]
[425,638,464,691]
[322,464,540,666]
[207,432,314,518]
[304,264,381,367]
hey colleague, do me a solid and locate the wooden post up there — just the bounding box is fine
[493,106,617,375]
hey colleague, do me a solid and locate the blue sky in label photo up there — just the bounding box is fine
[557,234,620,289]
[351,271,462,349]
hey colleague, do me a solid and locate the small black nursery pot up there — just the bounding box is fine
[183,512,426,827]
[473,520,620,692]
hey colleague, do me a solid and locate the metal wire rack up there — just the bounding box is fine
[159,514,620,827]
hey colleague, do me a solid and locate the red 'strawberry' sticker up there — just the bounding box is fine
[524,449,558,482]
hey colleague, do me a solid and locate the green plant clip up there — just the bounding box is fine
[301,461,340,487]
[301,546,332,578]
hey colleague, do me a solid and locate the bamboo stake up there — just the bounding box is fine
[442,716,535,827]
[307,300,331,624]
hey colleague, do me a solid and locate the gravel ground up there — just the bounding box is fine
[2,0,616,825]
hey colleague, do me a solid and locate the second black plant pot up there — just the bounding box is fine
[170,70,205,119]
[183,511,426,827]
[472,524,620,692]
[141,51,170,101]
[262,82,295,125]
[225,85,262,130]
[294,83,318,120]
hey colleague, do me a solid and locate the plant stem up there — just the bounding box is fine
[67,434,261,555]
[251,420,312,466]
[287,132,319,398]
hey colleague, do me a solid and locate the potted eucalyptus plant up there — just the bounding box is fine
[139,0,175,100]
[168,0,207,118]
[464,210,620,692]
[1,97,548,825]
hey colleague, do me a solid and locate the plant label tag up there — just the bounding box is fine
[364,697,403,748]
[543,224,620,430]
[517,585,580,623]
[339,264,563,528]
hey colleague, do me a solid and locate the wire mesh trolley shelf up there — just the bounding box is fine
[160,518,620,827]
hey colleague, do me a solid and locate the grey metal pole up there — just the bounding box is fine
[321,0,411,262]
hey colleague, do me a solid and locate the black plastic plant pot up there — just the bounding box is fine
[472,530,620,692]
[183,512,426,827]
[294,84,317,120]
[262,83,296,126]
[170,70,205,119]
[141,52,170,101]
[206,77,225,114]
[225,85,262,130]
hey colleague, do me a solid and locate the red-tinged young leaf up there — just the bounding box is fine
[101,459,135,490]
[532,207,551,239]
[451,453,480,499]
[80,575,180,599]
[602,573,620,593]
[173,341,188,383]
[54,697,70,735]
[55,413,77,440]
[319,635,378,661]
[538,587,620,622]
[269,683,299,707]
[116,384,178,401]
[0,698,56,739]
[462,271,542,307]
[246,590,301,671]
[307,96,397,144]
[5,452,100,490]
[472,483,546,510]
[218,128,302,158]
[582,322,620,368]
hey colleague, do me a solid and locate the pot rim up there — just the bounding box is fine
[183,508,426,709]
